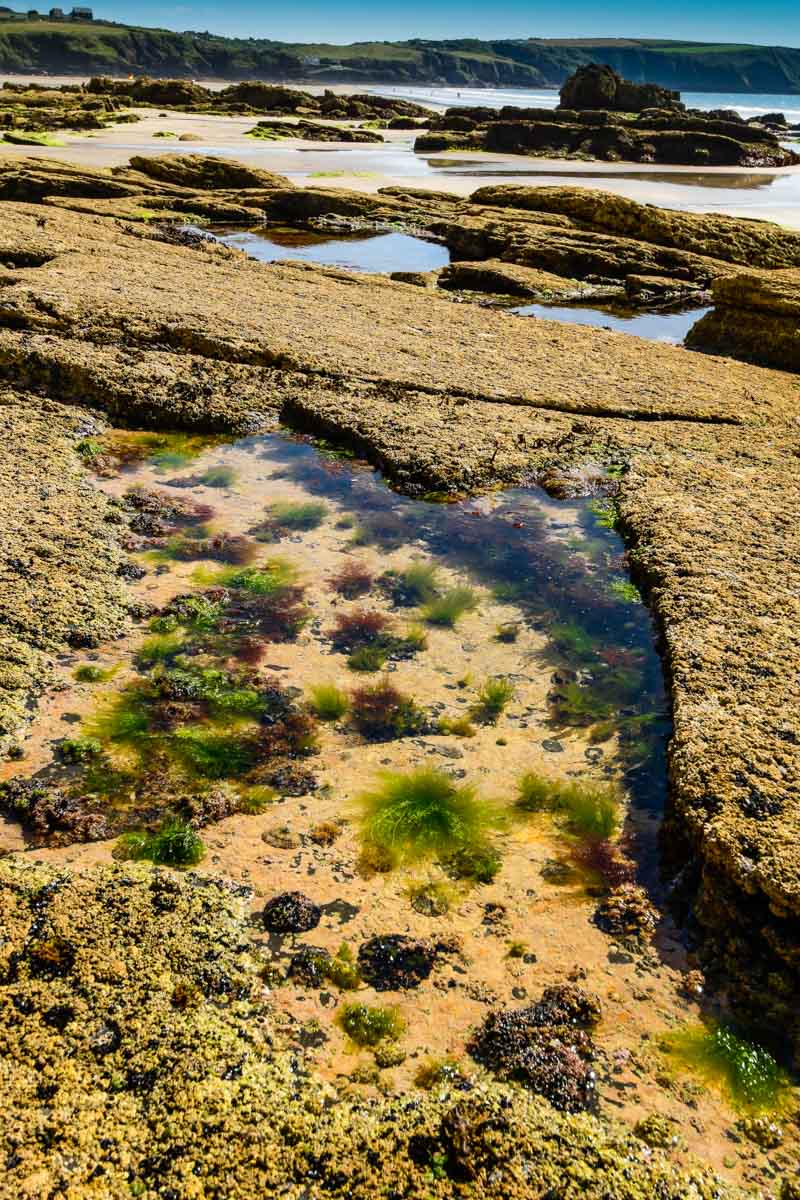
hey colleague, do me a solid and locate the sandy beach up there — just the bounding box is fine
[3,103,800,226]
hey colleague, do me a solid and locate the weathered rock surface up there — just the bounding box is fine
[246,118,383,143]
[0,858,739,1198]
[124,152,292,191]
[687,268,800,372]
[0,161,799,1070]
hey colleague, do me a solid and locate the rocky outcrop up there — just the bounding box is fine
[246,118,383,143]
[467,186,800,269]
[686,268,800,372]
[123,153,292,191]
[559,64,682,113]
[418,93,799,168]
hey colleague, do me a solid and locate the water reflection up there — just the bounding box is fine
[203,225,450,273]
[513,302,712,344]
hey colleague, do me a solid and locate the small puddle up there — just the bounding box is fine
[513,301,712,344]
[202,225,450,273]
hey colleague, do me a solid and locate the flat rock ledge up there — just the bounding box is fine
[0,161,798,1071]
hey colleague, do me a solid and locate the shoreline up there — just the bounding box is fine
[3,107,800,228]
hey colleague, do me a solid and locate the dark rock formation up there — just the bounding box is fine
[419,82,799,168]
[262,891,321,934]
[559,64,682,113]
[357,934,438,989]
[467,984,602,1112]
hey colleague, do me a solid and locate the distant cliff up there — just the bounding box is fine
[0,20,799,94]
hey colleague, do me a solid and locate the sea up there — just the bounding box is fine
[363,85,800,124]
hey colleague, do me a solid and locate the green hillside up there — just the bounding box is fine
[0,16,799,93]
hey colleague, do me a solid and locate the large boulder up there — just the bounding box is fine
[559,64,682,113]
[125,154,292,191]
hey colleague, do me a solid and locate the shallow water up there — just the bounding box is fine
[205,225,450,272]
[513,302,712,344]
[1,427,667,852]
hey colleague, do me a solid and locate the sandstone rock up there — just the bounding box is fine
[686,268,800,372]
[125,154,292,191]
[438,258,604,301]
[247,118,382,144]
[469,185,800,269]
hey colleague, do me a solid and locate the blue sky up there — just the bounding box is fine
[90,2,800,47]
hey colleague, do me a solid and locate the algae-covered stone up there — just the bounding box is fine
[0,859,741,1198]
[126,153,292,190]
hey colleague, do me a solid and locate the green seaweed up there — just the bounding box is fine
[438,715,476,738]
[197,559,298,595]
[663,1023,791,1115]
[74,663,118,683]
[57,736,103,764]
[516,771,620,842]
[347,645,389,673]
[359,767,499,864]
[472,677,515,723]
[608,577,642,605]
[238,785,277,813]
[549,620,599,662]
[84,687,152,744]
[116,816,205,867]
[136,633,185,667]
[308,683,350,722]
[268,499,328,531]
[385,562,441,606]
[198,466,237,489]
[422,586,479,628]
[337,1002,405,1047]
[171,727,258,780]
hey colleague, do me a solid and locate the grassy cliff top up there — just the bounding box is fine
[0,18,799,92]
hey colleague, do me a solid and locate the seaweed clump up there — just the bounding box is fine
[468,984,602,1112]
[329,560,374,599]
[253,499,328,541]
[358,768,500,866]
[350,679,428,742]
[516,771,620,842]
[358,934,440,991]
[115,816,205,868]
[594,883,658,945]
[329,608,425,672]
[336,1002,406,1048]
[662,1022,790,1114]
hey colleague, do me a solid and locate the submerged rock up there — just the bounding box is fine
[263,891,321,934]
[358,934,439,990]
[594,883,659,945]
[467,983,601,1112]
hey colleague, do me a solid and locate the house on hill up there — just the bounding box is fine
[70,5,93,17]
